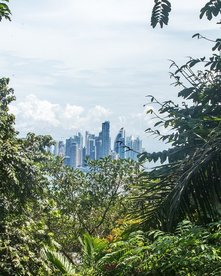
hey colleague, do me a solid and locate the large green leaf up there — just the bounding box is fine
[133,125,221,231]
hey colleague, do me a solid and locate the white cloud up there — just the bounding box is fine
[64,104,84,119]
[9,94,170,152]
[88,105,111,119]
[10,94,112,137]
[11,95,60,126]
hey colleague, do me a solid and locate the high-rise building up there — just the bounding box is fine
[53,142,59,156]
[125,136,142,161]
[95,136,102,160]
[82,146,87,166]
[76,132,83,166]
[114,127,125,159]
[84,131,104,162]
[125,136,133,159]
[101,121,110,157]
[85,133,96,159]
[58,141,65,157]
[56,122,144,168]
[71,142,78,168]
[89,138,96,160]
[85,131,90,156]
[65,137,76,167]
[133,137,142,161]
[65,134,83,168]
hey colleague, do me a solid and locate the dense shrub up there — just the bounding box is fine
[95,221,221,276]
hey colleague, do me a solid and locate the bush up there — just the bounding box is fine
[96,221,221,275]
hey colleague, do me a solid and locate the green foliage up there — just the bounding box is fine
[39,157,142,274]
[78,233,108,268]
[0,78,59,275]
[42,247,77,276]
[45,157,141,252]
[134,126,221,230]
[200,0,221,20]
[0,0,11,21]
[133,31,221,230]
[44,233,108,275]
[151,0,221,28]
[97,230,147,275]
[0,217,57,275]
[95,221,221,275]
[151,0,171,28]
[0,78,55,222]
[1,2,221,275]
[44,221,221,275]
[140,52,221,164]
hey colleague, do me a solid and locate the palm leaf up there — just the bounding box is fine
[132,125,221,231]
[42,247,77,275]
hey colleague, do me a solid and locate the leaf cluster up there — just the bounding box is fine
[151,0,221,28]
[134,32,221,231]
[151,0,171,28]
[83,221,221,276]
[0,0,11,22]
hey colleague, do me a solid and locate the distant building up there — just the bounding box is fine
[82,146,87,166]
[125,136,142,161]
[85,131,90,156]
[95,135,102,160]
[65,138,76,167]
[53,141,59,156]
[101,121,110,157]
[125,136,133,159]
[54,121,144,168]
[76,132,83,166]
[65,133,83,168]
[89,138,96,160]
[58,141,65,157]
[114,127,125,159]
[133,137,142,160]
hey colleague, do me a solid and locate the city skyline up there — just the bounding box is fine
[53,121,143,168]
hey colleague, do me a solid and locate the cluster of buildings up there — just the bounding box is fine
[52,121,144,168]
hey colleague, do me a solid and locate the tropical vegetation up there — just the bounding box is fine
[0,0,221,275]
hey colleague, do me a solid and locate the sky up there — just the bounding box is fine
[0,0,219,151]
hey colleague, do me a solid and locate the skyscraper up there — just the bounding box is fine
[89,138,96,160]
[58,141,65,157]
[114,127,125,159]
[133,137,142,161]
[64,137,76,167]
[64,134,83,168]
[82,146,87,166]
[125,136,142,161]
[85,131,90,156]
[95,135,102,160]
[76,132,83,166]
[125,136,133,159]
[55,122,144,168]
[101,121,110,157]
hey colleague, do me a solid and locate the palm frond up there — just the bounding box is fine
[41,247,77,275]
[132,126,221,231]
[78,233,108,266]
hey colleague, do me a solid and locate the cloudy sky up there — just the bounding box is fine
[0,0,219,151]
